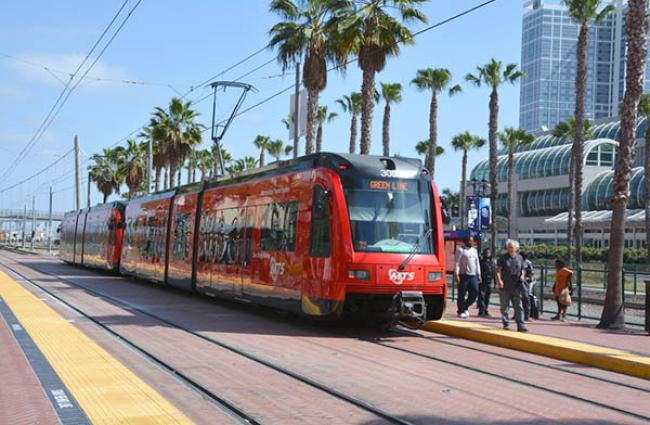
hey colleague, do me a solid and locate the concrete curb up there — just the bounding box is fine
[422,320,650,381]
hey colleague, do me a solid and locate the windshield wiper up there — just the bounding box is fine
[398,209,432,271]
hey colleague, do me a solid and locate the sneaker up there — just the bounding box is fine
[517,326,529,333]
[551,315,560,321]
[560,317,566,322]
[463,310,470,317]
[503,323,510,330]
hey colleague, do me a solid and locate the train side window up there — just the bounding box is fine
[260,202,298,252]
[310,186,331,257]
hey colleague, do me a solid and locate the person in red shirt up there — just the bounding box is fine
[552,259,573,322]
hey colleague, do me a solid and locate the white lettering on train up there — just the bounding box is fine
[388,269,415,285]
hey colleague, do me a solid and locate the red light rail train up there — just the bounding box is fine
[60,153,447,325]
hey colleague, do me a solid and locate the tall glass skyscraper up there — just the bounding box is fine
[519,0,650,133]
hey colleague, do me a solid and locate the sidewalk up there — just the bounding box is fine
[447,305,650,357]
[422,305,650,380]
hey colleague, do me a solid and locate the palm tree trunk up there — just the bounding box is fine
[155,167,161,192]
[177,169,181,186]
[600,0,648,329]
[349,114,357,154]
[488,86,499,255]
[360,67,375,155]
[426,93,438,174]
[645,119,650,262]
[317,123,323,153]
[382,102,391,157]
[187,163,192,185]
[460,149,468,228]
[103,193,108,203]
[573,21,589,265]
[170,164,176,188]
[259,149,265,168]
[163,167,169,190]
[567,157,575,264]
[507,147,515,238]
[305,88,318,155]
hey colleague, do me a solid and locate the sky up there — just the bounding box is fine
[0,0,527,214]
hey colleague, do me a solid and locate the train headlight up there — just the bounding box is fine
[428,272,443,282]
[348,269,370,280]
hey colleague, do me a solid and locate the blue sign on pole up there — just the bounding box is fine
[479,197,491,231]
[467,196,480,231]
[467,196,491,233]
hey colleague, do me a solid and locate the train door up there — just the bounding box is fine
[210,208,239,294]
[236,207,254,298]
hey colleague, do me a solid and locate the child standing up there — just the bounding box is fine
[552,259,573,322]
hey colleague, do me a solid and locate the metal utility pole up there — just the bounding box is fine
[74,135,82,210]
[48,186,53,255]
[293,63,300,159]
[30,196,35,251]
[147,139,153,193]
[87,171,91,208]
[21,204,26,249]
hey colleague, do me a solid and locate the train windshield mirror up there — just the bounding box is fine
[345,182,433,254]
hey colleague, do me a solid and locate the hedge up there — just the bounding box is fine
[520,244,648,265]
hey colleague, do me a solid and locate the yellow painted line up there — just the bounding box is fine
[423,320,650,381]
[0,271,194,425]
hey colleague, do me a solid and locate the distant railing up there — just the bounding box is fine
[448,262,647,328]
[0,209,64,220]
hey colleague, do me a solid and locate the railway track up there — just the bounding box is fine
[0,256,414,425]
[359,329,650,423]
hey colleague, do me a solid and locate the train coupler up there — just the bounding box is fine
[392,291,426,328]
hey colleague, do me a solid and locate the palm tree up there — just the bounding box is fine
[196,149,214,181]
[150,98,204,188]
[564,0,615,264]
[284,145,294,157]
[121,139,146,199]
[316,106,337,153]
[339,0,427,155]
[498,128,534,238]
[639,94,650,263]
[466,59,524,254]
[600,0,648,330]
[267,139,287,162]
[253,135,272,167]
[415,141,444,158]
[451,132,486,229]
[553,116,593,264]
[211,145,232,177]
[88,148,123,203]
[379,82,403,156]
[337,92,362,154]
[411,68,461,174]
[269,0,348,155]
[226,156,258,174]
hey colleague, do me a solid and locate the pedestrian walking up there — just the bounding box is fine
[552,259,573,322]
[495,239,528,332]
[454,236,481,318]
[521,252,533,321]
[478,248,495,317]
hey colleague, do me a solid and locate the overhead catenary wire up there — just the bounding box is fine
[1,0,140,183]
[4,0,498,205]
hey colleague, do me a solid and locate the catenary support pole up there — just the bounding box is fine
[74,135,81,210]
[293,63,300,159]
[21,204,26,249]
[147,139,152,193]
[30,195,35,251]
[48,186,53,255]
[87,171,91,208]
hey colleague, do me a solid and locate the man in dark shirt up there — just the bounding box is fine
[495,239,528,332]
[478,248,495,317]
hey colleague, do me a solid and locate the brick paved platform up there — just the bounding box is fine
[0,270,194,425]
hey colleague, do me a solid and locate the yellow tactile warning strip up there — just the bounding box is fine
[0,271,195,425]
[423,320,650,381]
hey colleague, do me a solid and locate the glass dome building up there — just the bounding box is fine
[468,117,648,248]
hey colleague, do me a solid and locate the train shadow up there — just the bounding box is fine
[360,418,628,425]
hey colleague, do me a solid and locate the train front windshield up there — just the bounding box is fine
[345,179,434,254]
